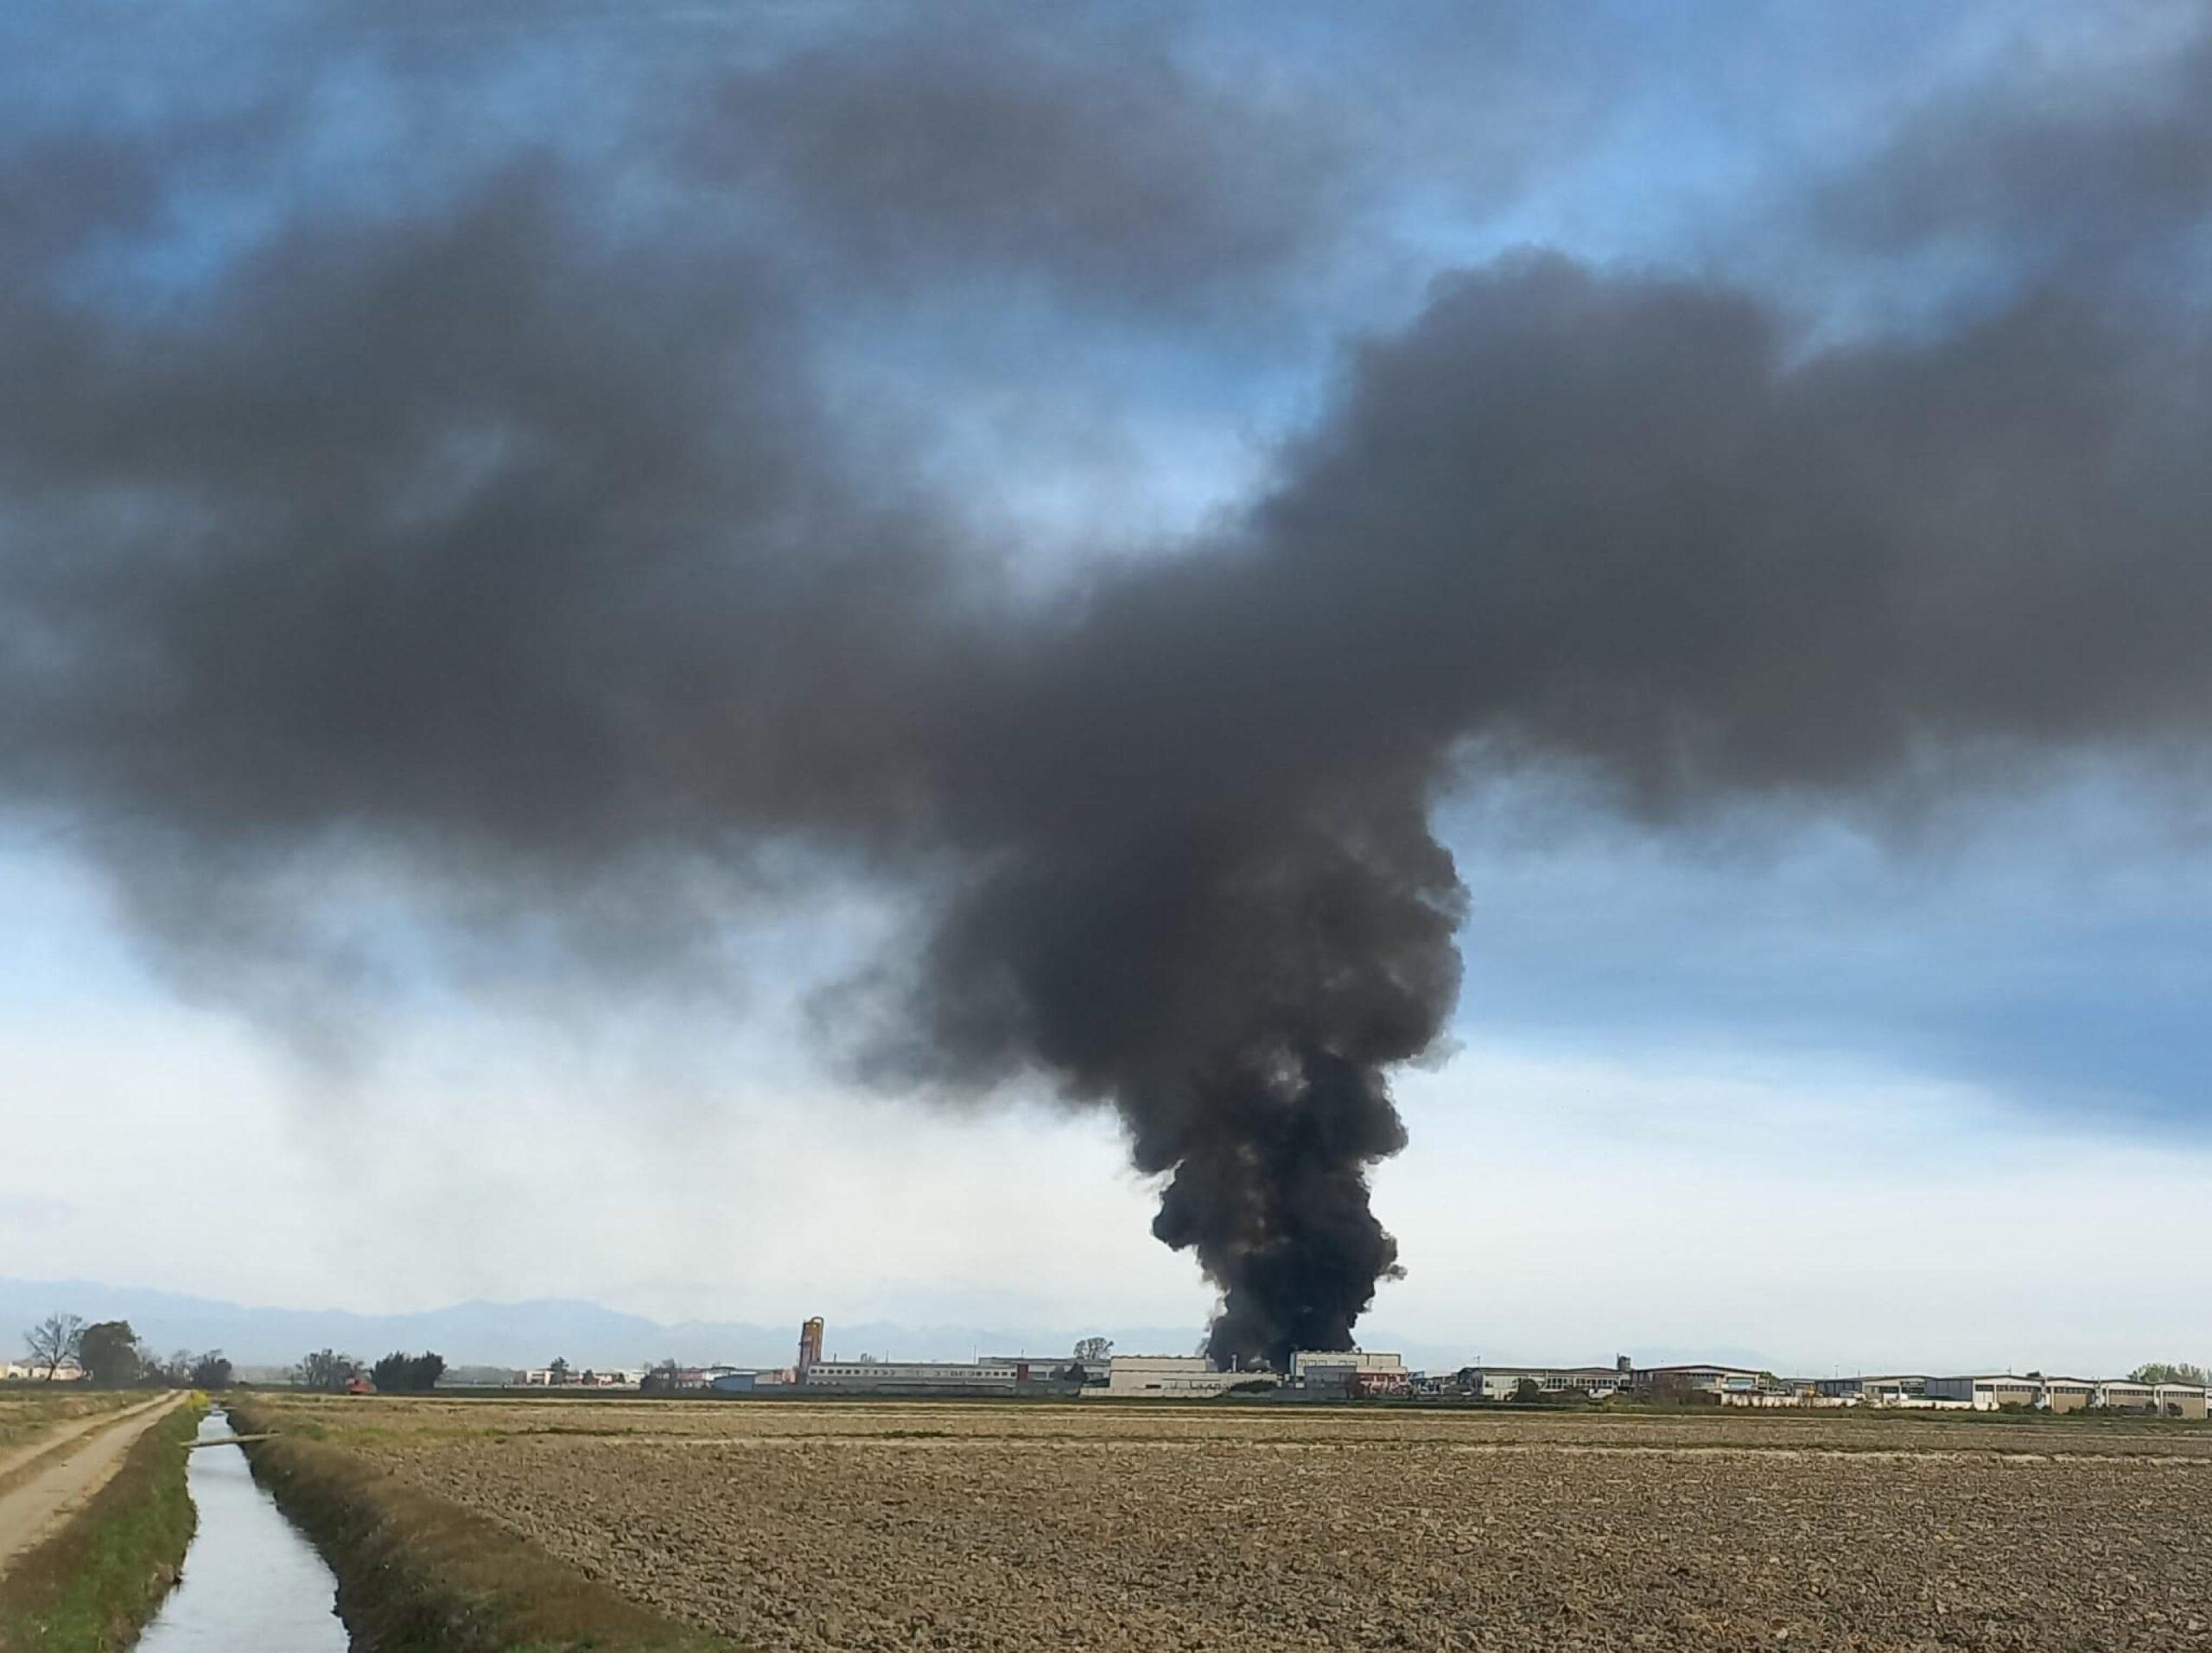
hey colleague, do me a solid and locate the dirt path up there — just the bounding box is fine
[0,1393,188,1575]
[0,1396,164,1487]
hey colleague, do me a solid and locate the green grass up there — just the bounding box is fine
[226,1400,740,1653]
[0,1396,207,1653]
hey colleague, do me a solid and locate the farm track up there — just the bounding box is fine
[0,1393,187,1574]
[0,1394,149,1487]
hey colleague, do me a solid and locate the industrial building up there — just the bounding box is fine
[2097,1379,2157,1410]
[515,1366,643,1388]
[1950,1375,2041,1409]
[800,1358,1047,1393]
[1798,1372,2212,1415]
[789,1319,1082,1394]
[2041,1376,2098,1414]
[1096,1355,1278,1398]
[1289,1351,1408,1396]
[1815,1374,1958,1407]
[0,1360,85,1382]
[2157,1384,2209,1419]
[1464,1364,1629,1402]
[1289,1350,1405,1380]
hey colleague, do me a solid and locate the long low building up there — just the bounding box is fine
[1463,1365,1628,1401]
[0,1361,86,1382]
[1631,1364,1789,1400]
[1815,1373,2211,1416]
[801,1358,1039,1393]
[1096,1355,1279,1398]
[1815,1375,1968,1408]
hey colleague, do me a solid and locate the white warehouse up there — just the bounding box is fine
[1096,1356,1278,1398]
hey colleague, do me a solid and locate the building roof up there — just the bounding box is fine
[1474,1365,1624,1378]
[1635,1364,1771,1377]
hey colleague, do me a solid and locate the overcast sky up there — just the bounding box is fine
[4,0,2210,1375]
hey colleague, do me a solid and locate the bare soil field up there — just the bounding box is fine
[249,1395,2212,1650]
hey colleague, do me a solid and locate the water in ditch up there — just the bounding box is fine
[137,1406,347,1650]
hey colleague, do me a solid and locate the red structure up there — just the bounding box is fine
[798,1316,824,1375]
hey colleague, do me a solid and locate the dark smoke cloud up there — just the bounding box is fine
[693,3,1356,307]
[6,2,2212,1363]
[1821,24,2212,281]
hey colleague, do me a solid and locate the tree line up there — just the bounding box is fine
[2127,1362,2209,1386]
[18,1313,231,1389]
[17,1312,448,1393]
[294,1348,446,1391]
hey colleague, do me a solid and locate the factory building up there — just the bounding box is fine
[1290,1351,1405,1381]
[784,1320,1087,1393]
[1464,1364,1628,1402]
[1815,1375,1964,1408]
[2157,1384,2209,1420]
[1939,1375,2042,1409]
[0,1360,85,1382]
[1096,1355,1279,1398]
[516,1366,643,1388]
[1812,1373,2212,1414]
[1630,1364,1786,1400]
[2040,1377,2099,1414]
[1290,1351,1408,1396]
[801,1358,1030,1393]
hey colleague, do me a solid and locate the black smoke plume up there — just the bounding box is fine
[5,3,2212,1364]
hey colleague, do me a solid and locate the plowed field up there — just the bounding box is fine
[249,1396,2212,1650]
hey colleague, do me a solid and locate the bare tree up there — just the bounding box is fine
[22,1313,85,1381]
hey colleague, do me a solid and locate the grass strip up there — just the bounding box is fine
[226,1399,738,1653]
[0,1397,206,1653]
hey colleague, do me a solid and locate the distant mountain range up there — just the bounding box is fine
[0,1277,1217,1371]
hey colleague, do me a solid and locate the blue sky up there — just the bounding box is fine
[3,0,2209,1372]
